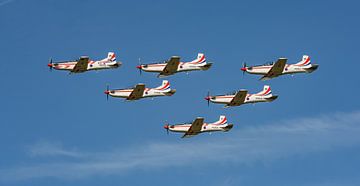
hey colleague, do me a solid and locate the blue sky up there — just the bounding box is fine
[1,0,360,185]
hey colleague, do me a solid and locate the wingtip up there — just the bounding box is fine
[259,77,269,81]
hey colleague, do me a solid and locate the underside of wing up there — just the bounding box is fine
[159,56,180,76]
[71,56,89,73]
[182,118,204,138]
[260,58,287,80]
[227,90,248,107]
[127,84,145,100]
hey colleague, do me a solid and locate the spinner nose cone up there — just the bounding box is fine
[136,65,142,69]
[163,124,169,129]
[204,96,211,101]
[47,63,52,67]
[241,67,247,71]
[104,90,110,95]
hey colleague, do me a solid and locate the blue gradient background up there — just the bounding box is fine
[1,0,360,185]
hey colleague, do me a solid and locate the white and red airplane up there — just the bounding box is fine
[164,115,233,138]
[241,55,319,80]
[104,80,176,101]
[47,52,121,73]
[136,53,212,77]
[205,85,278,108]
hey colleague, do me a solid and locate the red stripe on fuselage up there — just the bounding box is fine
[155,82,170,90]
[213,118,227,125]
[295,57,310,66]
[260,87,271,96]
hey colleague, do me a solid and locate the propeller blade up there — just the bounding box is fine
[207,91,210,107]
[48,58,53,71]
[242,62,247,76]
[164,122,169,135]
[107,85,109,101]
[138,58,142,75]
[105,84,110,101]
[204,91,211,107]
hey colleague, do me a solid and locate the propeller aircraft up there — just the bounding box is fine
[104,80,176,101]
[136,53,212,77]
[241,55,319,80]
[205,85,278,108]
[48,52,121,74]
[164,115,233,138]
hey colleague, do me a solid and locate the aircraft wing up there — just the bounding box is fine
[127,84,145,100]
[159,56,180,77]
[260,58,287,80]
[182,117,204,138]
[71,56,89,73]
[226,90,248,107]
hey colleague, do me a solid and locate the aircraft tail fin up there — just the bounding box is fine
[102,52,116,62]
[212,115,228,125]
[189,53,206,64]
[155,80,171,91]
[295,55,311,66]
[256,85,272,96]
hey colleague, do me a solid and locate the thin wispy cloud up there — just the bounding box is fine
[1,111,360,181]
[0,0,14,7]
[27,141,82,158]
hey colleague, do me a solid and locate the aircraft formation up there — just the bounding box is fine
[48,52,319,138]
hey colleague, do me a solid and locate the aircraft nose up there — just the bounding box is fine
[241,67,247,71]
[204,96,211,101]
[163,124,169,129]
[47,63,52,67]
[136,65,142,69]
[104,90,110,95]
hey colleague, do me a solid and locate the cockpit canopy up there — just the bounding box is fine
[263,61,274,65]
[225,91,238,95]
[147,60,168,65]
